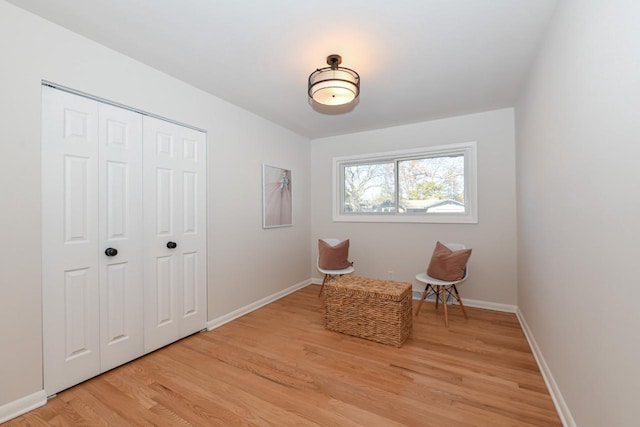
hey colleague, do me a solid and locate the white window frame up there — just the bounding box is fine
[332,141,478,224]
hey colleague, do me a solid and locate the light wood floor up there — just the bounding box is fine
[7,285,561,426]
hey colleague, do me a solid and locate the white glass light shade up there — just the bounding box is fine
[308,67,360,106]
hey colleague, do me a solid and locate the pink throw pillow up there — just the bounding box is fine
[318,239,353,270]
[426,241,471,281]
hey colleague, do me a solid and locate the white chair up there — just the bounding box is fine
[317,238,354,297]
[415,243,469,327]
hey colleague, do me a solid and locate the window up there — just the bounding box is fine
[333,142,477,223]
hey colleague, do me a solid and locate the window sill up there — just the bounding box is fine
[332,213,478,224]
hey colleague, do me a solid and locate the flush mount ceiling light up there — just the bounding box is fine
[308,54,360,106]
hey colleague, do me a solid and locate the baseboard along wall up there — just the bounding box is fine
[0,390,47,424]
[516,309,575,427]
[207,278,312,331]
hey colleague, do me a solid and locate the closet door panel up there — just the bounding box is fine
[156,167,174,235]
[177,128,207,337]
[143,116,206,353]
[183,171,197,234]
[155,254,176,326]
[143,117,182,352]
[98,103,144,372]
[42,86,101,395]
[182,251,198,317]
[104,262,127,338]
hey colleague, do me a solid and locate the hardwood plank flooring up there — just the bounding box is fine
[7,286,561,426]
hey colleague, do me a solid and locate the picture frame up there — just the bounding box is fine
[262,164,292,228]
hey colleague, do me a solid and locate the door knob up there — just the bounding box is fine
[105,247,118,257]
[167,241,177,249]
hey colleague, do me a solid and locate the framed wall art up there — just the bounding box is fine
[262,164,292,228]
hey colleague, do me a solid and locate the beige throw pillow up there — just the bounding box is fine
[318,239,353,270]
[427,241,471,281]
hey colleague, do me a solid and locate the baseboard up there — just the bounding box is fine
[207,279,312,331]
[516,308,575,427]
[0,390,47,424]
[411,290,517,313]
[453,297,517,313]
[312,281,518,313]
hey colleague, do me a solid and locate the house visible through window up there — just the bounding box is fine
[334,142,477,223]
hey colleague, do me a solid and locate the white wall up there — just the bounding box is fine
[0,1,310,408]
[515,0,640,425]
[311,109,517,305]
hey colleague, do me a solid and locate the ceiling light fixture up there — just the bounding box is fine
[308,54,360,106]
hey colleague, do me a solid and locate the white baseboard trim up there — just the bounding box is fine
[516,308,575,427]
[0,390,47,424]
[207,279,312,331]
[411,290,517,313]
[451,297,517,313]
[312,280,518,313]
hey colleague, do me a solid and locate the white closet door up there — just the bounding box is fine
[143,116,207,353]
[42,86,101,394]
[43,86,207,392]
[98,103,144,371]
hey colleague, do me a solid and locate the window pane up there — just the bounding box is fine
[334,142,477,223]
[343,162,395,213]
[398,155,465,214]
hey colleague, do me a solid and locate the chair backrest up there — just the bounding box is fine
[444,243,465,251]
[321,238,341,247]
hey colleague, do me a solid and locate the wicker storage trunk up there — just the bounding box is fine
[324,275,413,347]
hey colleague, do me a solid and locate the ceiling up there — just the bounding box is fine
[9,0,558,139]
